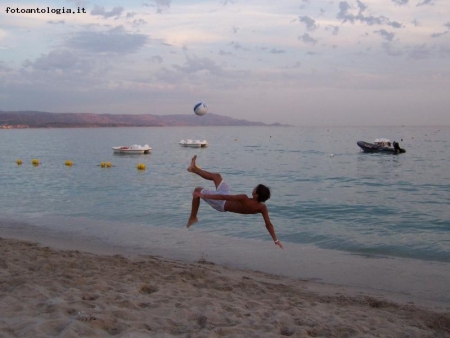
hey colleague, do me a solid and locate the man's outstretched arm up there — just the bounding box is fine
[261,205,283,249]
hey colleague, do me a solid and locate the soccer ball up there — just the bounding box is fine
[193,102,208,116]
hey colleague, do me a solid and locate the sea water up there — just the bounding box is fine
[1,126,449,306]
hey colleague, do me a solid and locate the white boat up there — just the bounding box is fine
[112,144,152,154]
[179,139,208,148]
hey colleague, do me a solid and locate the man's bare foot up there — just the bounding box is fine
[187,155,197,172]
[186,217,198,228]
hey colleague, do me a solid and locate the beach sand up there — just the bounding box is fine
[0,237,449,338]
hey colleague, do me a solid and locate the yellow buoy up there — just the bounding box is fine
[100,162,106,168]
[32,159,39,166]
[16,159,23,165]
[137,163,146,170]
[65,160,73,166]
[106,162,112,168]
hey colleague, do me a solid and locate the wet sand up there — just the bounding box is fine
[0,236,449,337]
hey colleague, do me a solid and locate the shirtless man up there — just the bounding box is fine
[186,155,283,249]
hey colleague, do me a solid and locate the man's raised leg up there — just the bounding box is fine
[187,155,222,189]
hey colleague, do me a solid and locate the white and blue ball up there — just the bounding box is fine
[193,102,208,116]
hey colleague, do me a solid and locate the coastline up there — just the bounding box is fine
[1,236,449,337]
[1,216,449,312]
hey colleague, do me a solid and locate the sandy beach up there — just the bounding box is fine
[0,237,449,338]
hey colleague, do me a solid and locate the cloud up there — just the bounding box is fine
[1,0,449,126]
[142,0,171,13]
[382,42,402,56]
[155,0,171,6]
[299,33,317,45]
[132,19,148,28]
[300,0,310,9]
[229,41,248,51]
[22,49,81,71]
[416,0,434,6]
[389,21,402,29]
[284,61,302,69]
[90,5,125,19]
[0,61,12,72]
[219,50,232,56]
[66,26,147,54]
[356,0,368,13]
[67,0,88,7]
[431,31,448,38]
[375,29,395,41]
[172,56,224,76]
[337,1,403,28]
[392,0,408,5]
[407,44,431,59]
[438,46,450,58]
[268,48,285,54]
[151,55,163,63]
[326,25,340,36]
[17,48,99,88]
[154,0,171,14]
[299,16,318,31]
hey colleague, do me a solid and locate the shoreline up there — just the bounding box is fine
[1,216,450,313]
[1,236,449,337]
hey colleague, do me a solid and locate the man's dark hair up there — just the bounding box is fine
[255,184,271,202]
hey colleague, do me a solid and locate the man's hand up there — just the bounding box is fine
[193,191,203,198]
[275,240,284,249]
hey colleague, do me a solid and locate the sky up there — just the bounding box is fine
[0,0,449,126]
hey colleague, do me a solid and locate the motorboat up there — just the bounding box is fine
[179,139,208,148]
[357,138,405,154]
[112,144,152,154]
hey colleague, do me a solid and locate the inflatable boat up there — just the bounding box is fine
[357,139,405,154]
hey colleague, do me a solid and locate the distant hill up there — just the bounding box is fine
[0,111,285,128]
